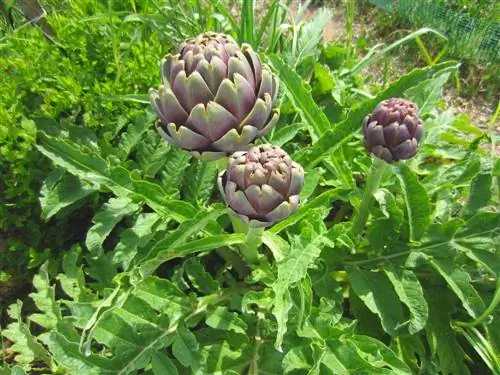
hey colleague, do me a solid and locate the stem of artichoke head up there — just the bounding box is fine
[350,157,388,241]
[229,214,263,265]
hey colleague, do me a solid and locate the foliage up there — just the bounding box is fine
[1,1,499,374]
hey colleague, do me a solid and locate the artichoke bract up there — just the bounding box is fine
[364,98,423,163]
[218,144,304,227]
[149,32,280,160]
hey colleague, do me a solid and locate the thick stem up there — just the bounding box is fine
[241,226,265,265]
[229,214,264,265]
[350,157,388,240]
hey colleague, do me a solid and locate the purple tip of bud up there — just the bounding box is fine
[363,98,423,163]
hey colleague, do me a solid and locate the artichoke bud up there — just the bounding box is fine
[363,98,423,163]
[218,144,304,227]
[149,32,280,161]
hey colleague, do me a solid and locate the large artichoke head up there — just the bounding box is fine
[218,144,304,227]
[364,98,423,163]
[149,32,280,160]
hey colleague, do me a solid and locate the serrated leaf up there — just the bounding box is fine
[112,213,161,270]
[86,197,140,256]
[268,54,331,138]
[151,353,179,375]
[44,332,117,375]
[282,346,311,373]
[328,335,410,374]
[40,172,97,220]
[383,264,428,334]
[347,335,411,374]
[182,159,218,206]
[201,341,250,374]
[425,288,470,375]
[272,226,332,349]
[2,301,51,367]
[117,112,154,160]
[270,188,350,234]
[463,158,493,217]
[405,72,451,115]
[268,122,305,147]
[262,231,290,262]
[394,163,431,241]
[143,140,171,178]
[205,306,247,335]
[184,258,219,294]
[159,147,191,197]
[29,263,61,330]
[367,189,404,251]
[347,266,405,335]
[136,209,229,277]
[295,8,332,63]
[37,134,197,222]
[428,257,485,318]
[172,325,205,374]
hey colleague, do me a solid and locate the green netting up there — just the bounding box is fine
[369,0,500,64]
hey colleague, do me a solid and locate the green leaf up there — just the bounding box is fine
[45,332,116,375]
[151,353,179,375]
[282,346,311,373]
[172,325,205,374]
[159,147,191,197]
[272,225,334,349]
[28,263,61,330]
[37,134,196,222]
[428,257,485,318]
[270,188,350,234]
[182,159,218,206]
[347,266,405,335]
[112,213,162,270]
[294,61,459,168]
[1,302,51,367]
[394,163,431,242]
[40,171,97,220]
[463,158,493,217]
[85,197,140,256]
[142,139,171,178]
[184,258,220,294]
[293,8,333,65]
[347,335,411,374]
[117,112,154,160]
[136,209,228,277]
[367,189,404,251]
[405,71,451,115]
[268,122,305,147]
[383,264,428,334]
[267,54,331,138]
[425,288,470,375]
[205,306,247,335]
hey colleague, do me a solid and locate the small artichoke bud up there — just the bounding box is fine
[149,32,280,161]
[363,98,423,163]
[218,144,304,227]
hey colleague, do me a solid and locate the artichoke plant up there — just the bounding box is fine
[149,32,280,160]
[364,98,423,163]
[218,144,304,227]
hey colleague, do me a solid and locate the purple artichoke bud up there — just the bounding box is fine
[363,98,424,163]
[149,32,280,161]
[218,144,304,227]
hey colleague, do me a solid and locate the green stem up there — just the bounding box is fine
[230,214,264,265]
[241,226,265,265]
[350,157,388,240]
